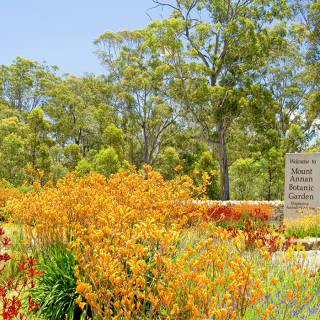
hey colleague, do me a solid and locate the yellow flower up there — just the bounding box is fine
[221,308,227,317]
[294,280,301,289]
[211,170,217,176]
[271,277,278,286]
[256,239,263,248]
[286,290,294,299]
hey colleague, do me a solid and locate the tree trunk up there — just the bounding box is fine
[268,167,272,201]
[217,120,229,200]
[141,122,150,179]
[141,123,149,165]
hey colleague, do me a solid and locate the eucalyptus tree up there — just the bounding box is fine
[145,0,290,200]
[44,75,103,156]
[258,44,315,141]
[0,105,28,183]
[225,48,311,201]
[94,29,180,167]
[25,106,52,165]
[0,57,58,113]
[0,133,27,184]
[290,0,320,121]
[0,104,27,147]
[291,0,320,64]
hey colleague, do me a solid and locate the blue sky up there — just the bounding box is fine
[0,0,169,77]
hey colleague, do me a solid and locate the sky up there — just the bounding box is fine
[0,0,170,77]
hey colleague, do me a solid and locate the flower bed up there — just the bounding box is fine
[1,168,319,319]
[204,203,320,249]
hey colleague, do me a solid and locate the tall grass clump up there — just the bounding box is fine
[26,242,91,320]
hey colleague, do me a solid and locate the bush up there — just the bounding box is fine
[93,148,120,178]
[28,243,91,320]
[0,179,23,208]
[0,179,24,221]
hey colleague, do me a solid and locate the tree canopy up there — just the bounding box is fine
[0,0,319,200]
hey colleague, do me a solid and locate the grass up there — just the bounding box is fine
[282,226,320,239]
[0,222,90,320]
[28,243,86,320]
[244,251,320,319]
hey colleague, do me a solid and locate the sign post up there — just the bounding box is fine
[284,153,320,220]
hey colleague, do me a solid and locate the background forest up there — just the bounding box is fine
[0,0,320,201]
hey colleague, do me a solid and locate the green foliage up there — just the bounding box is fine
[229,148,285,201]
[44,75,103,154]
[0,105,27,146]
[94,29,179,166]
[0,56,58,113]
[195,151,220,200]
[86,149,98,163]
[103,124,124,159]
[307,137,320,152]
[34,144,52,178]
[93,148,120,178]
[158,147,180,180]
[284,226,320,239]
[49,145,64,163]
[29,244,90,320]
[0,7,317,201]
[120,160,132,171]
[145,0,292,200]
[229,158,264,200]
[76,158,93,177]
[25,107,53,171]
[49,162,68,186]
[281,123,307,153]
[0,133,27,185]
[262,147,285,200]
[290,0,320,126]
[63,144,83,172]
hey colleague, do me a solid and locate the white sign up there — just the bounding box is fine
[284,153,320,219]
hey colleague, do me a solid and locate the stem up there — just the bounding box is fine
[239,267,251,317]
[282,301,289,319]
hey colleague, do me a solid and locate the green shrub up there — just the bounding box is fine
[29,243,91,320]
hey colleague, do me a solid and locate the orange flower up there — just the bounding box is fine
[287,290,294,299]
[9,167,312,319]
[271,277,278,286]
